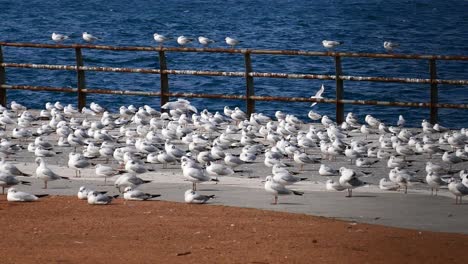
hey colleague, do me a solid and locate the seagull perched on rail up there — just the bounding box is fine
[51,32,69,43]
[177,36,193,46]
[198,36,215,47]
[82,32,101,42]
[153,33,172,46]
[322,40,343,50]
[225,37,241,48]
[384,41,399,52]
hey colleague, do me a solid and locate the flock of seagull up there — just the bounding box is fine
[50,32,399,51]
[1,89,467,206]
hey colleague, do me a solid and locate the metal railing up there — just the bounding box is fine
[0,42,467,124]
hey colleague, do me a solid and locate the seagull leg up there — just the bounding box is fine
[2,186,4,194]
[44,181,47,189]
[272,195,278,205]
[300,164,304,171]
[404,186,407,194]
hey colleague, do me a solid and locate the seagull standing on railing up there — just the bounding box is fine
[384,41,399,52]
[177,36,193,46]
[198,36,215,47]
[51,32,69,43]
[322,40,343,50]
[82,32,101,43]
[225,37,241,48]
[153,33,172,46]
[310,84,325,107]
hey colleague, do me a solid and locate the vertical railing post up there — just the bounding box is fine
[158,50,169,108]
[334,55,344,124]
[429,59,438,124]
[244,51,255,116]
[75,48,86,110]
[0,46,6,107]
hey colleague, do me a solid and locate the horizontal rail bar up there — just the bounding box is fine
[1,42,468,61]
[2,84,467,109]
[1,84,76,93]
[2,63,467,85]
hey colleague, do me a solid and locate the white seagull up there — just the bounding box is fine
[184,189,215,204]
[264,176,303,205]
[123,186,161,201]
[322,40,343,50]
[82,32,100,42]
[7,188,48,202]
[225,37,241,48]
[310,84,325,107]
[198,36,215,47]
[51,32,69,42]
[177,36,193,46]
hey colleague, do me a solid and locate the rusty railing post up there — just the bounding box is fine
[334,55,344,124]
[75,48,86,109]
[159,50,169,108]
[0,46,6,106]
[429,59,438,124]
[244,51,255,116]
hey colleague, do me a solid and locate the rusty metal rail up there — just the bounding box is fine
[0,42,467,124]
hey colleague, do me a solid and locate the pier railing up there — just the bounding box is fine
[0,42,467,124]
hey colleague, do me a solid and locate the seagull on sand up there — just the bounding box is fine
[87,191,118,205]
[7,188,48,202]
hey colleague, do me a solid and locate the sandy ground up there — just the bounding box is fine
[1,196,467,264]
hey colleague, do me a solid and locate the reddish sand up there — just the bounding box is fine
[0,196,467,264]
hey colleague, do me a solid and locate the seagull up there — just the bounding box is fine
[0,157,30,177]
[442,151,463,170]
[310,84,325,107]
[448,179,468,204]
[181,161,216,190]
[225,37,241,48]
[123,186,161,201]
[51,32,69,43]
[322,40,343,50]
[87,191,118,205]
[384,41,399,52]
[184,189,215,204]
[379,178,400,191]
[397,115,405,127]
[426,172,448,196]
[325,179,346,191]
[264,176,303,205]
[319,164,339,176]
[339,167,367,197]
[177,36,193,46]
[198,36,215,47]
[114,173,151,192]
[35,157,69,189]
[82,32,100,42]
[153,33,172,46]
[95,164,120,183]
[7,188,48,202]
[0,173,31,194]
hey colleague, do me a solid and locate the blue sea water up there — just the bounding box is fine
[0,0,467,127]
